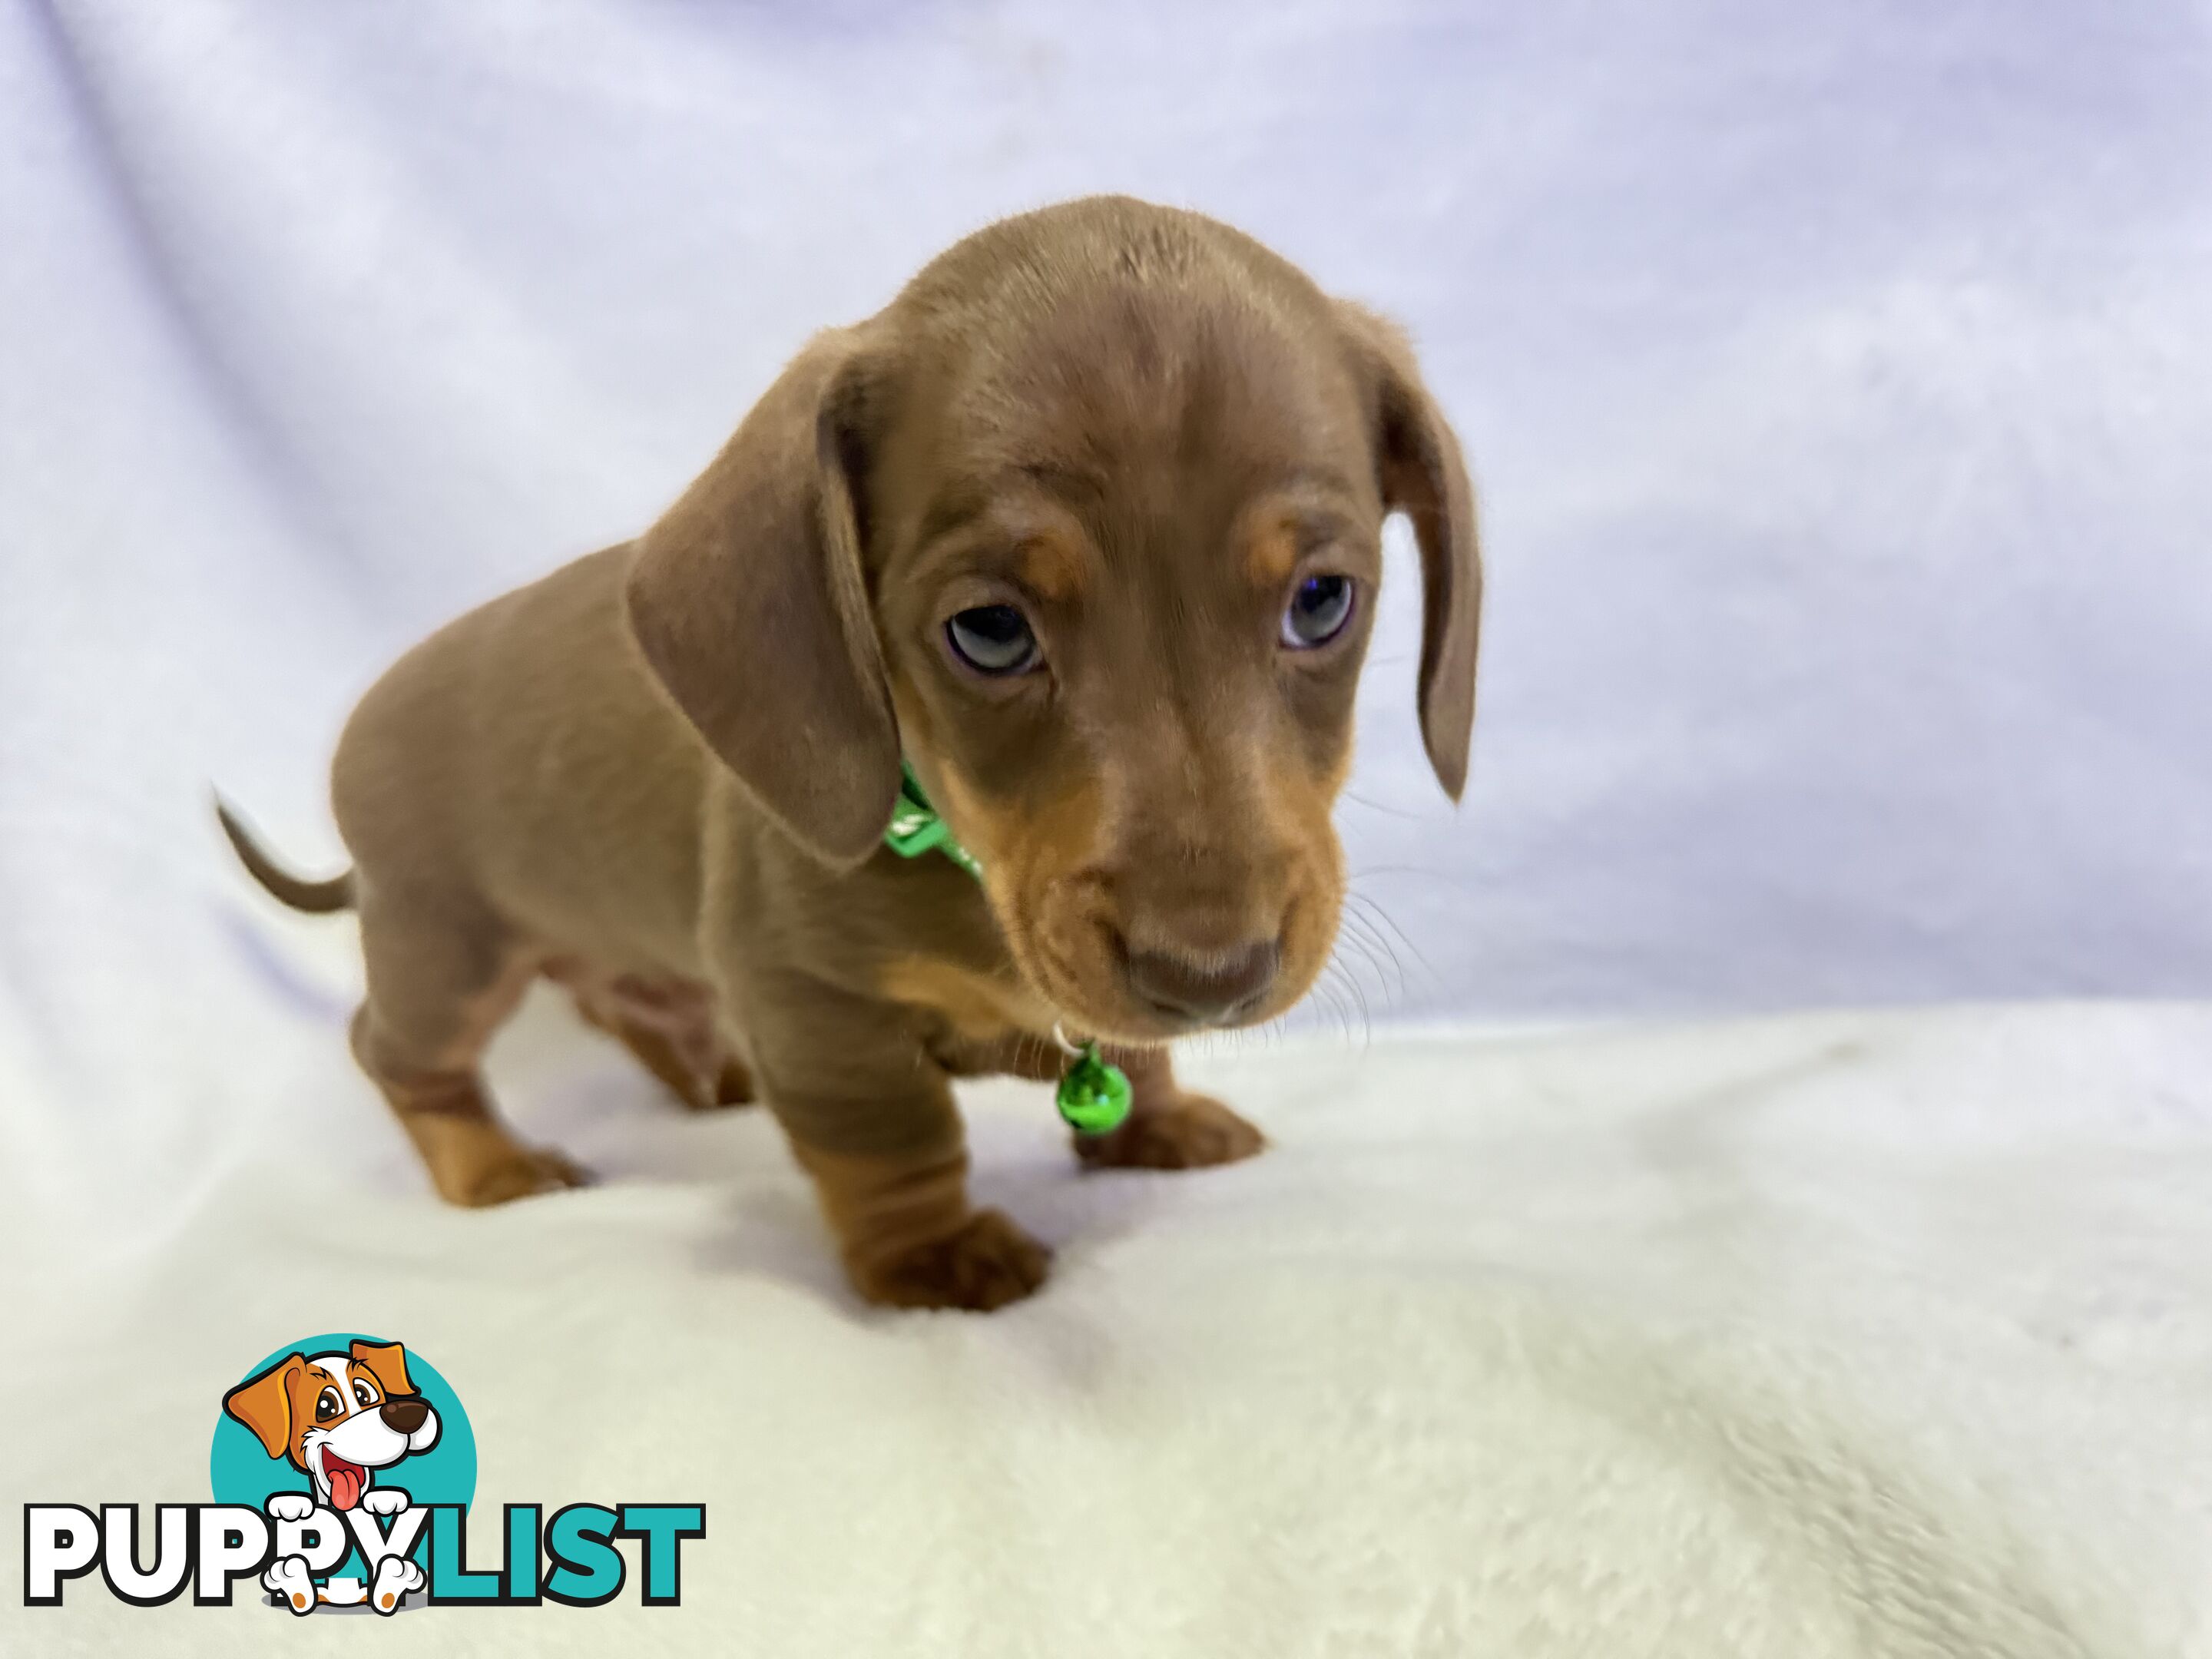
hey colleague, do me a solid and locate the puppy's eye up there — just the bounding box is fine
[1281,574,1355,648]
[353,1379,379,1408]
[945,605,1038,675]
[316,1388,343,1422]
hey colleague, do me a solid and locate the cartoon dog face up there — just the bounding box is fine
[223,1339,440,1512]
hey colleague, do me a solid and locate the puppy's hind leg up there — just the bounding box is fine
[601,1013,757,1111]
[565,972,757,1111]
[351,886,588,1206]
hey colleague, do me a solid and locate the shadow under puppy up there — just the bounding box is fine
[221,195,1481,1310]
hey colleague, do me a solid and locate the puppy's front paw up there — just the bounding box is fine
[1078,1093,1266,1171]
[853,1209,1051,1312]
[458,1144,593,1207]
[359,1487,410,1517]
[709,1054,757,1107]
[263,1555,316,1616]
[371,1553,426,1614]
[266,1492,316,1523]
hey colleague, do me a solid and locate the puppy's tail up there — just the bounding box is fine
[214,796,356,915]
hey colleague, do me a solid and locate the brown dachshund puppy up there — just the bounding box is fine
[220,195,1481,1310]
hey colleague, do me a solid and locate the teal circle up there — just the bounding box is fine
[210,1333,475,1578]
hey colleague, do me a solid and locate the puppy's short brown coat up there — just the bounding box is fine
[222,196,1480,1310]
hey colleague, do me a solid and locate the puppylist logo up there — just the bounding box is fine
[23,1333,704,1614]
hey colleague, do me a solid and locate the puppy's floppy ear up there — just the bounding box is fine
[1336,302,1483,800]
[625,326,900,865]
[224,1354,306,1460]
[350,1339,414,1399]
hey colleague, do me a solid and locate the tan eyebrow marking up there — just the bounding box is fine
[1015,532,1088,604]
[1244,514,1304,588]
[1242,496,1369,588]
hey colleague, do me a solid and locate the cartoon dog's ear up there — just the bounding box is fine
[624,325,902,867]
[1335,300,1484,800]
[224,1354,306,1460]
[350,1339,415,1399]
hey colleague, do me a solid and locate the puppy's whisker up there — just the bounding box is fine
[1333,913,1399,1004]
[1312,963,1363,1050]
[1346,889,1437,988]
[1335,978,1371,1054]
[1336,959,1374,1051]
[1338,789,1422,821]
[1302,975,1341,1042]
[1322,920,1388,1011]
[1339,909,1411,1010]
[1342,911,1411,998]
[1349,864,1452,883]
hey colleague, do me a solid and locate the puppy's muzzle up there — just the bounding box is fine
[1118,934,1281,1025]
[379,1397,429,1435]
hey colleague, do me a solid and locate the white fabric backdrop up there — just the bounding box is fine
[9,0,2210,1037]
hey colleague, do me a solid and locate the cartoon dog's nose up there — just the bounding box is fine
[1122,935,1280,1024]
[380,1397,429,1434]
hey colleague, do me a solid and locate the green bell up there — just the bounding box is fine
[1055,1042,1132,1136]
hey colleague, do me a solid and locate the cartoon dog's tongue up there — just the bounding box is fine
[326,1456,366,1512]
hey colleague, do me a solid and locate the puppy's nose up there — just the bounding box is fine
[380,1397,429,1435]
[1122,936,1280,1024]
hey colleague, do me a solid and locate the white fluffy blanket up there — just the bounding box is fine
[7,994,2210,1655]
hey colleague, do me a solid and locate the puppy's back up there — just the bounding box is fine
[332,546,716,973]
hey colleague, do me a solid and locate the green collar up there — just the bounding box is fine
[883,761,984,878]
[880,759,1130,1136]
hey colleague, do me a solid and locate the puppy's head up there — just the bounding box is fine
[222,1339,441,1512]
[628,197,1479,1042]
